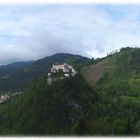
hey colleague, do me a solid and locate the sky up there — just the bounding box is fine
[0,4,140,65]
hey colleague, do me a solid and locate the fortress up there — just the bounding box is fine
[47,63,77,84]
[50,63,76,74]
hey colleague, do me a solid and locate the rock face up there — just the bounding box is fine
[47,77,52,85]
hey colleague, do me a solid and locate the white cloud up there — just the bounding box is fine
[0,5,139,64]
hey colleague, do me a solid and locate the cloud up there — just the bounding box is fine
[0,4,140,64]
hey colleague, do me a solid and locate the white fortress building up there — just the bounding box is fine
[50,63,77,76]
[51,63,71,73]
[47,63,77,84]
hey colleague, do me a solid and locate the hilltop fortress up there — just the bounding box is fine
[47,63,77,84]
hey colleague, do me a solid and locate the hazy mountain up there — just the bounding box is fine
[0,53,90,91]
[0,61,35,70]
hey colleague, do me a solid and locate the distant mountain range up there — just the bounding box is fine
[0,61,35,70]
[0,53,90,91]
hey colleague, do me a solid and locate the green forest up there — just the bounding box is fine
[0,48,139,135]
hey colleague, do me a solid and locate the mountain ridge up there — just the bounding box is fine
[0,53,90,91]
[0,61,35,70]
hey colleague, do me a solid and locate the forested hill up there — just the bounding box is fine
[0,47,140,135]
[81,47,140,135]
[82,47,140,86]
[0,74,102,135]
[0,53,90,91]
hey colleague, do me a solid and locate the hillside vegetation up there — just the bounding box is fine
[81,47,140,135]
[0,74,105,135]
[0,48,139,135]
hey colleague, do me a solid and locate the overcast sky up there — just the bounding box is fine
[0,4,140,65]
